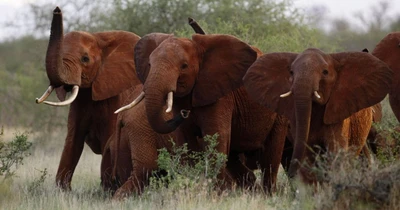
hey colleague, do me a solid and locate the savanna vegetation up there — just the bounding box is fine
[1,0,400,209]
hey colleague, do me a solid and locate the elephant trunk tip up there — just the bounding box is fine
[53,7,61,13]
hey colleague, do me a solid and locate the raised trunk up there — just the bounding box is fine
[45,7,66,87]
[287,94,312,179]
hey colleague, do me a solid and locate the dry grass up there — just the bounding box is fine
[2,97,400,210]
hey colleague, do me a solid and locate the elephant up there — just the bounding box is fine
[372,32,400,122]
[118,32,289,193]
[243,48,392,183]
[108,85,194,199]
[34,7,141,190]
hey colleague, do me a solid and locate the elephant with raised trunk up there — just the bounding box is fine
[119,33,289,193]
[243,48,392,183]
[35,7,140,190]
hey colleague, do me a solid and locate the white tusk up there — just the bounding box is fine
[35,85,54,104]
[165,92,173,113]
[314,91,321,99]
[114,91,145,114]
[280,91,292,98]
[42,85,79,106]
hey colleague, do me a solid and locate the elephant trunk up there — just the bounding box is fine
[144,69,184,134]
[45,7,67,87]
[287,84,313,179]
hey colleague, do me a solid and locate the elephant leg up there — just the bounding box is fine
[281,136,293,175]
[325,120,349,154]
[112,131,158,200]
[56,131,86,190]
[349,108,373,155]
[195,105,234,188]
[260,116,288,194]
[226,151,256,189]
[100,143,114,192]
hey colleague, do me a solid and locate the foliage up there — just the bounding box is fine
[0,130,32,180]
[148,134,227,195]
[27,168,48,194]
[298,151,400,210]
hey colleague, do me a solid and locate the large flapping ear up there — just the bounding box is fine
[191,34,257,107]
[92,31,141,101]
[134,33,174,83]
[324,52,393,124]
[243,52,298,117]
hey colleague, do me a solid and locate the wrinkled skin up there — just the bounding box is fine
[109,86,186,199]
[243,48,392,183]
[372,32,400,122]
[132,33,289,193]
[37,7,140,190]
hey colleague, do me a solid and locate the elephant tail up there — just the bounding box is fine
[112,119,124,181]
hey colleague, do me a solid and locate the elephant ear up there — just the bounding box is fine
[191,34,257,107]
[243,52,297,116]
[92,31,141,101]
[134,33,174,83]
[324,52,393,124]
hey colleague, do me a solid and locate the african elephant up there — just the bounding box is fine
[119,33,289,193]
[372,32,400,122]
[34,7,140,190]
[108,85,193,199]
[243,48,392,182]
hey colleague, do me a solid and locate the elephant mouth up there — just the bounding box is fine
[62,84,74,92]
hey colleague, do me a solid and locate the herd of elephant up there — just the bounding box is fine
[34,7,400,200]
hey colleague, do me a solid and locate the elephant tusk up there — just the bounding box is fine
[35,85,54,104]
[165,92,173,113]
[114,91,145,114]
[314,91,321,99]
[42,85,79,106]
[280,91,292,98]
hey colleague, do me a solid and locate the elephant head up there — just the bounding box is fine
[35,7,140,105]
[120,33,257,133]
[372,32,400,121]
[243,48,392,178]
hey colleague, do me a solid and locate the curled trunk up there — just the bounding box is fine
[145,90,182,134]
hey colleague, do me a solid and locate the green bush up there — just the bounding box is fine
[0,129,32,180]
[148,133,227,194]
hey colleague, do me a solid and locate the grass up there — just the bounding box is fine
[1,99,400,210]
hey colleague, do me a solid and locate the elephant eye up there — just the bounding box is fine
[289,70,294,75]
[322,69,329,75]
[181,63,188,70]
[81,55,90,63]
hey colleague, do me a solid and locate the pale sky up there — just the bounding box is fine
[0,0,399,41]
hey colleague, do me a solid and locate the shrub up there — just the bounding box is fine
[148,133,227,194]
[0,129,32,180]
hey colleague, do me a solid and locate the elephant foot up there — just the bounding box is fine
[56,179,72,191]
[112,175,144,200]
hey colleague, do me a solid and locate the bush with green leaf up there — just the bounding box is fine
[0,129,32,180]
[148,133,227,195]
